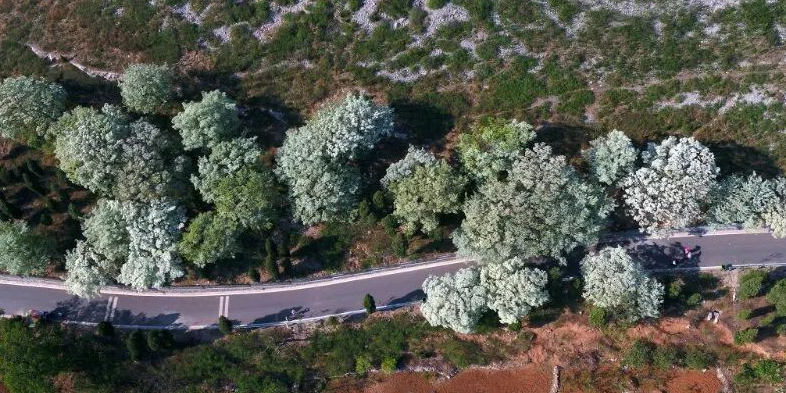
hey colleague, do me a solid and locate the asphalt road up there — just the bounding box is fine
[0,231,784,329]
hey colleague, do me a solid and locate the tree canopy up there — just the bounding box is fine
[623,137,719,234]
[0,220,54,275]
[276,94,393,225]
[173,90,241,151]
[453,143,612,263]
[581,246,664,321]
[457,119,535,182]
[0,76,67,144]
[119,63,172,114]
[582,130,638,185]
[178,212,240,268]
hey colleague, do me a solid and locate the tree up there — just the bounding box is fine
[116,200,187,290]
[581,130,638,185]
[53,106,188,200]
[265,255,279,281]
[380,146,437,188]
[453,143,612,263]
[82,199,130,262]
[384,157,466,234]
[763,178,786,238]
[623,137,719,234]
[707,173,779,228]
[0,76,67,143]
[212,166,280,230]
[172,90,240,150]
[192,137,260,202]
[581,246,664,321]
[64,240,121,298]
[119,64,172,114]
[457,119,535,182]
[363,293,376,314]
[218,316,233,334]
[480,258,549,324]
[0,220,54,275]
[738,269,767,300]
[276,94,393,225]
[96,321,115,337]
[127,330,146,361]
[178,212,241,268]
[420,267,487,333]
[0,318,68,393]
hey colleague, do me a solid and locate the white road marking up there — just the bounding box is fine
[109,296,118,321]
[103,296,118,321]
[218,296,225,317]
[223,296,230,317]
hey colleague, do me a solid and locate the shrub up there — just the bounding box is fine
[377,0,411,18]
[767,278,786,316]
[684,346,715,370]
[686,293,702,307]
[777,324,786,336]
[147,330,174,352]
[355,354,372,374]
[623,340,653,368]
[736,309,752,320]
[735,360,784,385]
[426,0,449,9]
[652,345,679,369]
[119,64,172,114]
[760,313,776,326]
[588,306,608,328]
[391,233,408,257]
[438,338,487,368]
[248,268,261,282]
[364,294,377,314]
[381,356,397,373]
[97,321,115,337]
[738,270,768,299]
[127,330,146,361]
[218,316,233,335]
[508,321,522,331]
[734,328,758,345]
[265,255,279,281]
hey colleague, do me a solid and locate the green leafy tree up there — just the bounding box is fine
[127,330,146,361]
[384,151,467,234]
[380,146,437,188]
[172,90,240,150]
[581,130,638,185]
[581,246,664,321]
[218,316,233,335]
[738,269,767,300]
[457,119,535,182]
[0,318,68,393]
[0,220,54,275]
[763,178,786,238]
[363,294,376,314]
[453,143,612,263]
[192,137,260,202]
[119,63,172,114]
[0,76,67,144]
[265,255,279,281]
[212,166,280,230]
[767,279,786,315]
[276,94,393,225]
[178,212,241,268]
[623,137,719,234]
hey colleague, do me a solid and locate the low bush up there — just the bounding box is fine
[734,328,758,345]
[738,270,768,300]
[623,340,653,368]
[684,346,716,370]
[735,359,784,385]
[218,316,233,335]
[588,306,607,328]
[736,309,752,320]
[438,337,488,368]
[652,345,679,369]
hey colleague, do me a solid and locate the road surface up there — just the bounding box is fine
[0,230,784,329]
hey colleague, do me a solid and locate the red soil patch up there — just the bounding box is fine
[364,366,551,393]
[665,370,722,393]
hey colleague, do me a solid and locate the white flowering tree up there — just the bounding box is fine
[0,76,67,144]
[453,143,612,263]
[53,106,188,200]
[623,137,719,234]
[276,94,393,225]
[581,130,638,185]
[420,267,487,333]
[191,137,260,202]
[64,199,186,295]
[457,119,535,182]
[383,149,466,234]
[178,212,241,268]
[581,246,664,321]
[764,178,786,238]
[172,90,240,150]
[481,258,549,324]
[119,64,172,114]
[0,220,54,275]
[707,173,779,228]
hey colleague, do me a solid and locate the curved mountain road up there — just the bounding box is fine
[1,230,784,329]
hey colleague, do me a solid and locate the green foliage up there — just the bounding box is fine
[0,76,67,144]
[381,356,397,373]
[426,0,449,9]
[213,166,281,230]
[363,293,376,314]
[119,63,172,114]
[218,316,233,335]
[738,269,768,300]
[0,318,68,393]
[734,328,758,345]
[736,309,752,320]
[684,346,716,370]
[767,279,786,315]
[146,330,174,352]
[179,212,240,268]
[127,330,147,361]
[438,337,488,368]
[354,354,372,374]
[652,345,679,369]
[623,340,653,368]
[377,0,411,18]
[265,255,279,281]
[97,321,115,337]
[172,90,241,151]
[735,359,784,385]
[391,232,408,257]
[248,267,261,282]
[588,306,607,328]
[581,130,637,186]
[0,220,54,275]
[457,118,535,182]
